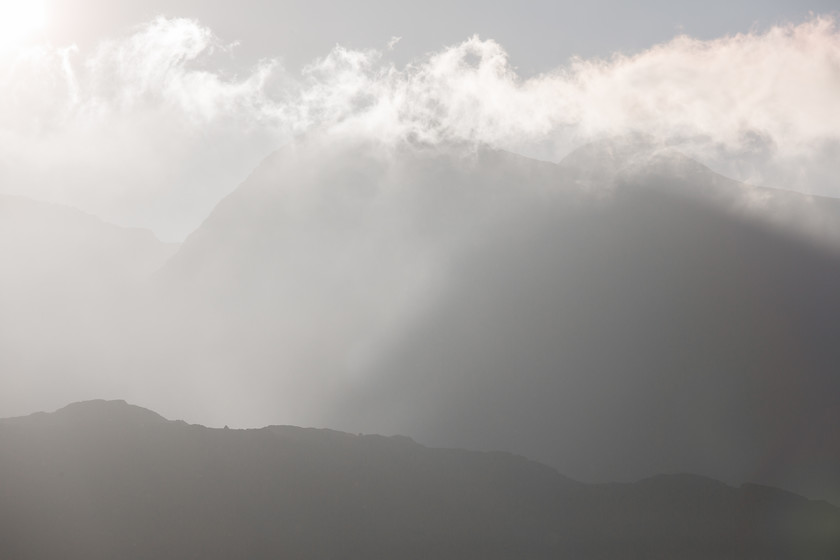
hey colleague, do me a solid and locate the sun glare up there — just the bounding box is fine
[0,0,46,48]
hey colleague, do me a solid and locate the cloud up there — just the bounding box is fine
[288,16,840,170]
[0,17,284,239]
[1,15,839,238]
[80,17,279,125]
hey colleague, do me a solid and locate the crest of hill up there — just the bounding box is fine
[1,400,838,559]
[0,399,168,428]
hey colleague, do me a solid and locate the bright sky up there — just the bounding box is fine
[0,0,46,48]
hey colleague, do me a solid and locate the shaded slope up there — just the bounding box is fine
[339,147,840,502]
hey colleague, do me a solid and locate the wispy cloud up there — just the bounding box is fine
[1,15,839,238]
[289,16,840,163]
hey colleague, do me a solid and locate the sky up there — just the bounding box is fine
[1,0,838,240]
[37,1,840,72]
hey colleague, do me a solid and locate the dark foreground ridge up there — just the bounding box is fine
[1,400,838,559]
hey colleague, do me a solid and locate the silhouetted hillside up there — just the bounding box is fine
[0,400,838,559]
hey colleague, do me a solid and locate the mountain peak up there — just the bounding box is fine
[52,399,168,425]
[559,137,711,184]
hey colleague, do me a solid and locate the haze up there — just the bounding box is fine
[1,0,839,507]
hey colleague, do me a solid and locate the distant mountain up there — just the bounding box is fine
[0,194,177,296]
[1,400,837,559]
[561,139,840,249]
[149,138,840,504]
[150,142,572,421]
[0,195,178,415]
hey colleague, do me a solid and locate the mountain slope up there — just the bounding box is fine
[149,139,840,504]
[335,144,840,503]
[150,141,572,422]
[1,400,837,560]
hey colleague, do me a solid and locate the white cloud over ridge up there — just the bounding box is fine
[1,15,839,238]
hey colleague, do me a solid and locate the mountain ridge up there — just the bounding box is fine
[1,399,838,559]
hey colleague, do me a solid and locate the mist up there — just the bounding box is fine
[2,6,840,509]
